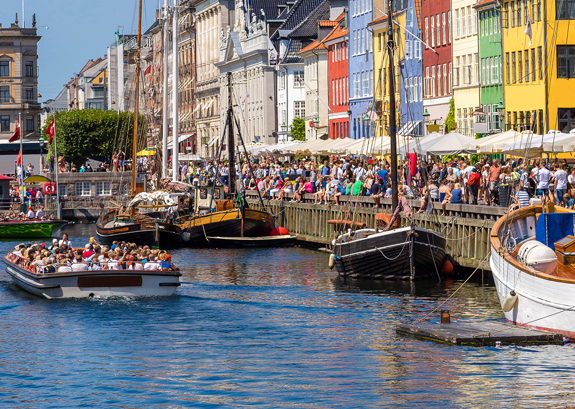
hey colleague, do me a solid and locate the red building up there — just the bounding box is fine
[422,0,452,131]
[325,13,349,139]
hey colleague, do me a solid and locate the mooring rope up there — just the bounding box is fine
[414,251,491,324]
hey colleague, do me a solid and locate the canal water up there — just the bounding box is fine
[0,224,574,408]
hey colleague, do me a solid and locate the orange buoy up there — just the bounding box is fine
[442,259,454,274]
[271,227,289,236]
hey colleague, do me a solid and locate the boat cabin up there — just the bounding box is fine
[194,186,234,214]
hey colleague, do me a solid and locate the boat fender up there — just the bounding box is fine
[328,253,335,269]
[334,254,341,261]
[181,231,192,242]
[501,290,518,312]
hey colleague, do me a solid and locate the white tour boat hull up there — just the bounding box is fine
[4,260,181,299]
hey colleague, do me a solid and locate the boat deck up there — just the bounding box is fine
[513,239,575,280]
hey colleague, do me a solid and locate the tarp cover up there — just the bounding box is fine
[535,213,575,250]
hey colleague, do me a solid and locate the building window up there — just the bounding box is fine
[442,13,446,45]
[503,3,509,28]
[96,181,112,196]
[437,14,441,45]
[518,51,523,82]
[517,0,522,25]
[431,65,436,97]
[294,101,305,118]
[437,65,442,95]
[538,46,543,79]
[25,62,33,77]
[512,52,517,83]
[525,50,530,81]
[456,10,460,37]
[531,48,536,81]
[558,108,575,132]
[0,86,10,103]
[474,53,479,84]
[482,59,486,84]
[557,45,575,78]
[58,184,67,197]
[425,17,429,46]
[26,116,34,132]
[378,33,382,51]
[506,53,510,83]
[75,182,91,197]
[537,0,542,20]
[0,61,8,77]
[493,56,500,83]
[511,2,516,26]
[294,71,304,87]
[0,115,9,132]
[25,88,34,103]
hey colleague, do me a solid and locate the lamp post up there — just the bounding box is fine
[38,136,45,171]
[496,99,505,131]
[422,108,430,136]
[313,116,319,140]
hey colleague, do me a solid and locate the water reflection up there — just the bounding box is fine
[0,224,572,407]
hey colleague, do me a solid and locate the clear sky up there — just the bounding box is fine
[4,0,161,102]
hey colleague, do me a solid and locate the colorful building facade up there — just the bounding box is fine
[475,0,503,134]
[326,14,349,139]
[421,0,452,132]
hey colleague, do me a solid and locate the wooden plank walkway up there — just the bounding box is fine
[396,322,563,346]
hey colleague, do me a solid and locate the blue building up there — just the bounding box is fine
[399,0,423,138]
[348,0,383,139]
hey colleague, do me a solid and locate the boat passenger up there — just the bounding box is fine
[144,257,160,271]
[59,233,72,249]
[82,244,94,259]
[35,206,45,219]
[27,206,35,219]
[71,256,88,272]
[159,253,174,271]
[128,256,144,270]
[57,259,72,273]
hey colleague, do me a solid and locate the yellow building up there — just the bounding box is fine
[502,0,575,133]
[370,11,405,138]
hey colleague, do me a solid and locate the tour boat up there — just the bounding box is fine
[3,254,181,299]
[331,225,446,280]
[0,218,68,239]
[491,204,575,338]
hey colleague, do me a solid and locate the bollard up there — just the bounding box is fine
[440,310,451,324]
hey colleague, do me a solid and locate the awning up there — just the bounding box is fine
[24,175,51,183]
[168,133,196,149]
[137,148,157,156]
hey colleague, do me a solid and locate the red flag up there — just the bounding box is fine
[144,64,152,75]
[8,116,20,143]
[17,149,21,167]
[46,116,55,144]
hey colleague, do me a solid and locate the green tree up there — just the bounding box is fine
[42,110,147,167]
[444,98,456,133]
[288,118,306,141]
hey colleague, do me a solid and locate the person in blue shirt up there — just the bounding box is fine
[320,160,331,177]
[376,167,388,189]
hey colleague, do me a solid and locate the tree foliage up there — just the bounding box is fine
[288,118,306,141]
[444,98,457,133]
[42,110,147,167]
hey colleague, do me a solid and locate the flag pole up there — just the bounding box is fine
[53,115,60,218]
[19,112,24,206]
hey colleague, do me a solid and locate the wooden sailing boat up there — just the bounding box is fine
[177,72,275,246]
[330,1,445,280]
[96,0,181,249]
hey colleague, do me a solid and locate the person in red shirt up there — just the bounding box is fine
[467,167,480,205]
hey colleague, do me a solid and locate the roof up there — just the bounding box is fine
[272,0,330,39]
[281,39,304,64]
[369,10,403,26]
[287,1,331,38]
[298,12,347,54]
[251,0,289,21]
[474,0,497,8]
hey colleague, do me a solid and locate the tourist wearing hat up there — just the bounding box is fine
[35,205,45,219]
[27,206,35,219]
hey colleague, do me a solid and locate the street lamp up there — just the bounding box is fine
[496,99,505,130]
[422,108,430,136]
[313,116,319,140]
[38,136,45,171]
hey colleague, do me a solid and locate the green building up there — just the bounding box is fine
[474,0,504,135]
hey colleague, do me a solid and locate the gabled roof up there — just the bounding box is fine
[369,10,403,26]
[474,0,497,8]
[287,0,331,38]
[298,12,347,54]
[251,0,289,21]
[271,0,329,39]
[281,39,304,64]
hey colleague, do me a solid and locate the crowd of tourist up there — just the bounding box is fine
[8,234,178,275]
[173,155,575,211]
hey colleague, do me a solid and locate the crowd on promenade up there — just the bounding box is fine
[174,155,575,211]
[8,234,177,275]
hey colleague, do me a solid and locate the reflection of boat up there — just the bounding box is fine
[491,204,575,338]
[3,254,180,299]
[96,210,181,248]
[330,4,445,280]
[332,226,445,280]
[0,219,68,239]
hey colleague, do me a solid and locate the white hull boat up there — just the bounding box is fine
[490,205,575,338]
[3,256,181,299]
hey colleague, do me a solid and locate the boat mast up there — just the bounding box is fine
[130,0,143,197]
[387,0,398,210]
[172,1,179,182]
[162,0,169,178]
[226,72,236,198]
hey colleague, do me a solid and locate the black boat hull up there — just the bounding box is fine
[180,208,275,246]
[333,226,446,280]
[96,211,181,248]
